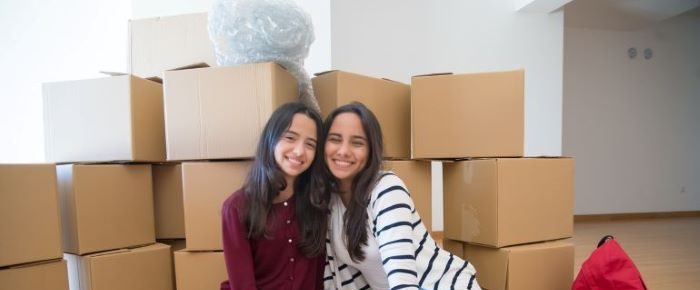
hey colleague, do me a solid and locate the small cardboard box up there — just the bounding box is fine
[128,12,217,78]
[0,164,62,267]
[463,239,574,290]
[182,161,251,251]
[65,243,172,290]
[313,70,411,158]
[411,70,524,159]
[383,160,432,231]
[43,75,164,163]
[443,157,574,247]
[174,250,227,290]
[163,63,298,160]
[57,164,155,255]
[153,164,185,239]
[0,259,69,290]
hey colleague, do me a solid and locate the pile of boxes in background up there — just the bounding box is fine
[0,10,574,290]
[413,71,576,290]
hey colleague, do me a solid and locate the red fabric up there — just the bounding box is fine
[220,189,324,290]
[572,238,647,290]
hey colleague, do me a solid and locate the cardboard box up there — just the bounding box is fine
[0,259,69,290]
[163,63,298,160]
[383,160,432,231]
[128,13,216,78]
[182,162,251,250]
[463,240,574,290]
[57,164,156,255]
[411,70,524,158]
[443,158,573,247]
[441,238,464,258]
[43,75,164,163]
[153,164,185,239]
[313,71,411,158]
[65,243,172,290]
[157,239,186,289]
[174,251,227,290]
[0,164,63,267]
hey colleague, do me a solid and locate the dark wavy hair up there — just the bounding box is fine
[321,101,384,262]
[242,101,327,257]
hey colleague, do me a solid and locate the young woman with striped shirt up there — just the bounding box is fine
[320,102,481,290]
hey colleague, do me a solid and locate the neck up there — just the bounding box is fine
[339,180,352,206]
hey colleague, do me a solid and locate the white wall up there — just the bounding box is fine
[331,0,564,230]
[563,13,700,214]
[0,0,131,163]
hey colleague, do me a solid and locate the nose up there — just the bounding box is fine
[335,141,350,157]
[292,141,305,156]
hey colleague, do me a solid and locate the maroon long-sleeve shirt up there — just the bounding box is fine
[220,189,324,290]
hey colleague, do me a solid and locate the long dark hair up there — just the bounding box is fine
[242,101,327,257]
[321,102,384,262]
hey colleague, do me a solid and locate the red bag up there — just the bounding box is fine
[572,235,647,290]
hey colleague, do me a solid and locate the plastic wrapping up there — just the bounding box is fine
[208,0,319,111]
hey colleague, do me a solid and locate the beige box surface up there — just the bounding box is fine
[174,250,226,290]
[128,12,216,78]
[182,162,251,251]
[65,243,172,290]
[443,158,574,247]
[0,259,69,290]
[411,70,524,159]
[0,164,63,267]
[463,240,574,290]
[153,164,185,239]
[313,71,411,158]
[43,75,164,163]
[383,160,432,231]
[441,239,464,258]
[57,164,155,255]
[164,63,298,160]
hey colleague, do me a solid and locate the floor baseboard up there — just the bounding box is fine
[574,211,700,222]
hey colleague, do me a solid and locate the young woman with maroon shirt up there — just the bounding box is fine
[220,102,327,290]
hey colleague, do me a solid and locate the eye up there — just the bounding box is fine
[283,134,296,142]
[305,140,317,149]
[327,136,341,143]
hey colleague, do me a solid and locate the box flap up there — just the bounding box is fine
[314,69,338,76]
[412,72,453,78]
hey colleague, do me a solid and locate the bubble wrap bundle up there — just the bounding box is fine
[208,0,319,112]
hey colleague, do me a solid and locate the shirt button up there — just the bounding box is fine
[288,238,293,243]
[290,257,295,262]
[289,276,294,280]
[283,201,288,206]
[286,219,291,224]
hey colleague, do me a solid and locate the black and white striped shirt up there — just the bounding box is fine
[324,172,480,290]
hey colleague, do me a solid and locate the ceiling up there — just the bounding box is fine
[564,0,700,30]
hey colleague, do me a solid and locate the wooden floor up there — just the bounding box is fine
[572,217,700,289]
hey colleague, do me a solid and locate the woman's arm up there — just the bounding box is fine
[370,173,421,290]
[221,195,258,290]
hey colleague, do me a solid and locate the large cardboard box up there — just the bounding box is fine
[411,70,524,159]
[164,63,298,160]
[174,251,227,290]
[313,71,411,158]
[182,162,251,251]
[383,160,432,231]
[0,164,63,267]
[443,158,574,247]
[463,240,574,290]
[0,259,69,290]
[65,243,172,290]
[57,164,156,255]
[128,13,216,78]
[153,164,185,239]
[43,75,164,163]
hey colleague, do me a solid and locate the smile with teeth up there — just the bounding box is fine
[332,159,354,168]
[286,156,304,166]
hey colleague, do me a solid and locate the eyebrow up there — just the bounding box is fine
[328,132,367,141]
[287,130,317,143]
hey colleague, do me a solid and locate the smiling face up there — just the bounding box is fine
[274,113,318,183]
[324,112,369,188]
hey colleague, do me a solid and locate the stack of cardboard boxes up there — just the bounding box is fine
[412,70,575,290]
[0,165,67,290]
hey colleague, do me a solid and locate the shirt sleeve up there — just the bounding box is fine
[221,195,258,290]
[370,174,421,290]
